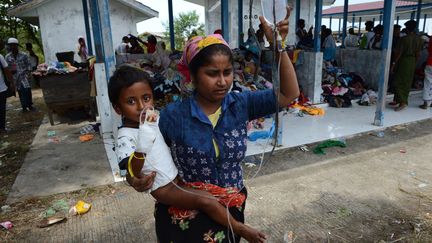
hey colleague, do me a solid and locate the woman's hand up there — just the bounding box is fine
[126,171,156,192]
[259,6,292,43]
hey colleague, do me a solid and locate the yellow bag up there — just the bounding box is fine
[69,200,91,215]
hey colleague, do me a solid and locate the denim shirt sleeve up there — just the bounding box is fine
[244,89,278,121]
[159,108,172,147]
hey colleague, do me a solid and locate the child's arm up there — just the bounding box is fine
[151,182,266,243]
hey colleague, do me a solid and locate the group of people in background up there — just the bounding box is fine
[0,37,39,133]
[295,20,337,62]
[296,18,432,112]
[115,34,158,55]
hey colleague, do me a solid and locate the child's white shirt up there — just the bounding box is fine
[116,126,178,192]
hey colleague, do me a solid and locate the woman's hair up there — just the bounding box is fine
[188,44,233,78]
[404,20,417,33]
[108,65,153,105]
[147,35,157,44]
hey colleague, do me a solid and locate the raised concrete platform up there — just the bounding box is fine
[6,117,113,203]
[246,92,432,156]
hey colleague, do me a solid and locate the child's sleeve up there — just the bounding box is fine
[116,134,137,171]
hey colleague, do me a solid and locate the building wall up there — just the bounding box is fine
[204,0,316,48]
[36,0,139,63]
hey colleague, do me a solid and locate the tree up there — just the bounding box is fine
[163,10,205,50]
[0,0,43,59]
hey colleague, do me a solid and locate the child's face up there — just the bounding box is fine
[114,81,154,126]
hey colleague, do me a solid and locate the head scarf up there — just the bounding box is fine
[179,34,229,67]
[177,34,230,95]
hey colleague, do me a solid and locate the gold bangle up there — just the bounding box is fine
[127,154,135,178]
[127,152,145,178]
[133,152,145,160]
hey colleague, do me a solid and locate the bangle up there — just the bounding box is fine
[127,154,135,178]
[127,152,145,178]
[133,152,145,160]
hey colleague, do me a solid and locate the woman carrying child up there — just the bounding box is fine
[125,7,298,243]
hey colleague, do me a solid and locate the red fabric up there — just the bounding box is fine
[168,182,246,221]
[145,43,156,54]
[427,40,432,66]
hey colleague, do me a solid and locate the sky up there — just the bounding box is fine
[136,0,430,34]
[137,0,205,34]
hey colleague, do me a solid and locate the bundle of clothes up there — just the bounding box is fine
[321,62,377,107]
[32,62,79,76]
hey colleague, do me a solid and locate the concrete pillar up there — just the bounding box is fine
[296,52,323,104]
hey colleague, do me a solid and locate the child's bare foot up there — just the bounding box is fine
[237,224,266,243]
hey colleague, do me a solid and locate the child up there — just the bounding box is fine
[108,65,266,243]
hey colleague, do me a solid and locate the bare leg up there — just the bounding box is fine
[151,181,267,243]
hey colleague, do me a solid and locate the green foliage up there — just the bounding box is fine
[0,0,44,61]
[163,10,204,50]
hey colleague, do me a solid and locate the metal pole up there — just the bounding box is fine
[396,15,399,25]
[358,17,362,34]
[221,0,229,43]
[88,0,116,134]
[416,0,422,27]
[338,18,341,38]
[373,18,375,25]
[424,14,427,33]
[342,0,348,48]
[88,0,115,77]
[89,0,103,62]
[296,0,301,29]
[411,11,415,20]
[82,0,93,55]
[238,0,243,47]
[329,16,332,29]
[352,14,355,29]
[374,0,395,126]
[379,11,383,24]
[168,0,175,51]
[314,0,323,52]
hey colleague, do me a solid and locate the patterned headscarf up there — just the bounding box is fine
[179,34,229,67]
[178,34,230,95]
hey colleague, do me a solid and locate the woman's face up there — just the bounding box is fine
[194,53,233,104]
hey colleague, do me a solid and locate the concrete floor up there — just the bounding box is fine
[6,116,113,203]
[11,123,432,242]
[246,91,432,156]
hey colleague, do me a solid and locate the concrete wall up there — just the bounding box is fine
[36,0,140,63]
[204,0,316,48]
[336,48,384,90]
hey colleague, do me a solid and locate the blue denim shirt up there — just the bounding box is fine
[159,89,277,189]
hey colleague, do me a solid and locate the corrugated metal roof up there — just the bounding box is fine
[323,1,417,15]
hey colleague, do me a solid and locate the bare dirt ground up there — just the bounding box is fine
[0,89,45,205]
[0,89,431,242]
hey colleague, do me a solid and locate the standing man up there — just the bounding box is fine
[5,37,35,112]
[0,40,15,132]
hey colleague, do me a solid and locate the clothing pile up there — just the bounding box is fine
[321,62,370,108]
[32,62,78,76]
